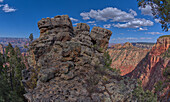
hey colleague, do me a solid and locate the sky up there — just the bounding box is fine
[0,0,169,43]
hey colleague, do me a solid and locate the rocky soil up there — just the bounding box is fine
[22,15,139,102]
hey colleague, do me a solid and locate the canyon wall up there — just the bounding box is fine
[108,42,149,76]
[127,36,170,101]
[108,36,170,101]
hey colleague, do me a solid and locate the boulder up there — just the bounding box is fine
[74,23,90,35]
[91,27,112,50]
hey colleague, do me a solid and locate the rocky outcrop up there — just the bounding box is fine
[74,23,90,35]
[127,36,170,101]
[22,15,138,102]
[108,43,149,76]
[91,27,112,50]
[122,42,133,48]
[111,44,122,49]
[150,37,170,56]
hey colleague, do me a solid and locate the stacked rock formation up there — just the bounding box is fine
[22,15,138,102]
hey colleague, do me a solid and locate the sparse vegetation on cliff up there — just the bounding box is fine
[133,79,157,102]
[103,51,121,74]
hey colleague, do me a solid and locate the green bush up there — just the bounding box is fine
[133,79,157,102]
[154,81,163,93]
[103,51,121,74]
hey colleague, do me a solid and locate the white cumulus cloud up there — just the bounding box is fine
[112,37,138,41]
[2,4,16,12]
[80,7,155,29]
[129,9,137,16]
[103,24,111,28]
[87,21,95,24]
[140,37,152,40]
[91,23,97,26]
[139,27,148,31]
[113,18,153,28]
[154,19,160,23]
[80,12,90,20]
[0,0,3,3]
[80,7,136,22]
[70,17,78,22]
[73,23,78,26]
[145,32,163,35]
[139,5,153,16]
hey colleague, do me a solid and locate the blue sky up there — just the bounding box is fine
[0,0,169,43]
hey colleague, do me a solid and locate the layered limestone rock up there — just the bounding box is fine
[74,23,90,35]
[150,36,170,56]
[91,27,112,50]
[38,15,74,40]
[22,15,138,102]
[127,36,170,101]
[108,42,149,76]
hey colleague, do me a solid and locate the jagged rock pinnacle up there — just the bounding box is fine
[22,15,138,102]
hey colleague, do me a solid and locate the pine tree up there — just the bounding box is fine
[0,43,26,102]
[29,33,34,42]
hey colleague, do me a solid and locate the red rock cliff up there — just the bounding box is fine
[108,42,149,76]
[127,36,170,101]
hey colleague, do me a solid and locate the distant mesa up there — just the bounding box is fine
[132,42,154,49]
[111,43,122,49]
[122,42,133,48]
[111,42,133,49]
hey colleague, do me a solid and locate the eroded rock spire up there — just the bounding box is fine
[22,15,138,102]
